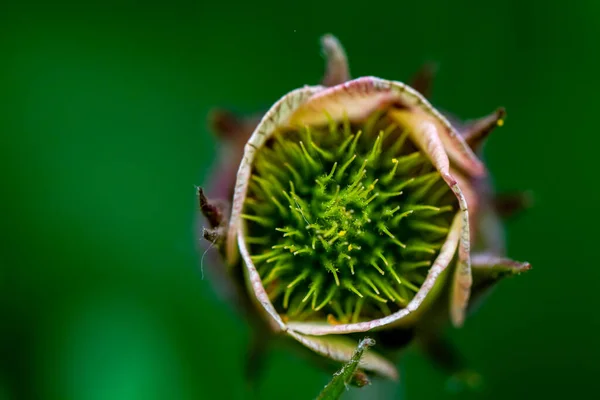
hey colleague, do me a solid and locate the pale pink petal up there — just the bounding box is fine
[286,77,485,177]
[388,108,473,327]
[286,331,399,380]
[287,77,397,128]
[237,227,287,333]
[451,169,480,241]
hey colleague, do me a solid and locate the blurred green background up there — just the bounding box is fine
[1,0,598,399]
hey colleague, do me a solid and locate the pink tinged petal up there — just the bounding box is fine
[389,109,473,326]
[437,128,487,178]
[389,109,474,327]
[226,85,325,266]
[449,219,473,328]
[287,77,397,128]
[388,109,452,178]
[238,227,287,332]
[286,76,486,178]
[451,170,479,241]
[286,331,398,380]
[287,213,463,336]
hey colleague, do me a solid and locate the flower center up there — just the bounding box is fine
[242,110,458,323]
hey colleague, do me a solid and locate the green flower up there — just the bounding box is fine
[200,34,530,383]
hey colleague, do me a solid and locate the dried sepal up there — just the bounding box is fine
[320,34,351,87]
[462,107,506,152]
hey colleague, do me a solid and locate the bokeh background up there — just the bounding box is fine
[2,0,598,399]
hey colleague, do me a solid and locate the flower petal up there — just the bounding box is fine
[286,77,486,177]
[237,225,287,332]
[387,109,473,327]
[286,331,399,380]
[287,77,397,127]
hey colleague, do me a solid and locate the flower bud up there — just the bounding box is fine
[200,34,530,381]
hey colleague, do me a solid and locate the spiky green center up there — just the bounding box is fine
[242,110,458,323]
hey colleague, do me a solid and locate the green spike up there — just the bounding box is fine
[386,129,409,157]
[363,110,383,135]
[390,210,414,226]
[366,132,383,166]
[251,249,282,263]
[402,243,437,255]
[361,285,388,303]
[351,297,365,323]
[284,162,303,185]
[299,141,320,169]
[343,280,364,298]
[302,274,324,306]
[399,277,420,293]
[287,269,311,289]
[335,154,357,180]
[383,205,400,217]
[275,227,304,239]
[315,284,338,311]
[245,236,270,245]
[243,109,457,322]
[262,264,292,285]
[408,220,450,235]
[382,158,400,184]
[267,253,290,263]
[426,183,452,205]
[395,151,423,168]
[358,273,380,295]
[310,138,335,161]
[269,196,288,216]
[370,260,385,275]
[293,247,312,256]
[337,133,355,157]
[347,130,363,158]
[400,260,432,270]
[385,264,402,285]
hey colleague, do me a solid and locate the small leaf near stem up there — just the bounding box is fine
[316,338,375,400]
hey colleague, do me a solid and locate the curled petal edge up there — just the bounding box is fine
[228,77,477,336]
[287,77,486,178]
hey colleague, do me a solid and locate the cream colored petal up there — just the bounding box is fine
[286,330,399,380]
[285,76,485,177]
[287,77,397,128]
[287,213,462,335]
[451,169,480,243]
[238,226,286,332]
[387,108,473,327]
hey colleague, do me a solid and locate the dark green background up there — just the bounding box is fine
[1,1,597,399]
